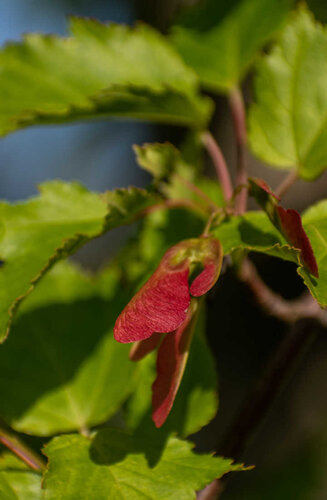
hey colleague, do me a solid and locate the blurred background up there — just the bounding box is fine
[1,1,327,498]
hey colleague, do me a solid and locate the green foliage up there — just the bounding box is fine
[42,429,244,500]
[134,141,223,208]
[249,8,327,180]
[214,210,327,306]
[134,142,181,181]
[0,181,156,342]
[2,2,327,497]
[300,201,327,306]
[0,18,212,136]
[0,454,41,500]
[0,262,135,435]
[171,0,293,93]
[213,211,297,262]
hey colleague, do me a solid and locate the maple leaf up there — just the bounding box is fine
[114,237,223,426]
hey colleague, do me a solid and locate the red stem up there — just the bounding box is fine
[174,174,219,210]
[0,430,46,472]
[201,131,233,203]
[229,87,247,214]
[141,198,209,217]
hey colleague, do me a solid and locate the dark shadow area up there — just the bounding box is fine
[192,253,327,498]
[173,0,241,32]
[90,425,172,468]
[238,219,282,248]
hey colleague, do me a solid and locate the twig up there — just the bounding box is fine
[202,211,221,237]
[199,319,318,500]
[141,198,209,218]
[275,170,298,199]
[229,87,248,214]
[201,132,233,203]
[0,428,46,471]
[174,174,219,210]
[238,259,327,325]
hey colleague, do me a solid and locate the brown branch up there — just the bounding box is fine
[238,259,327,325]
[0,427,46,472]
[229,87,248,214]
[141,198,209,218]
[201,132,234,203]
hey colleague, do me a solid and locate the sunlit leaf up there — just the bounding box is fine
[42,430,245,499]
[0,18,212,136]
[171,0,293,92]
[249,8,327,180]
[0,453,41,500]
[214,208,327,306]
[0,262,136,435]
[0,181,156,342]
[300,201,327,306]
[134,141,223,210]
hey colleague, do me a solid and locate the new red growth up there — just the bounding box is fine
[114,237,223,426]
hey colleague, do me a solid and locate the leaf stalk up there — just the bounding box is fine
[201,131,234,203]
[275,170,298,199]
[0,427,46,472]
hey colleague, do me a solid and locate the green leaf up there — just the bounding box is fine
[249,8,327,180]
[0,261,136,435]
[134,141,223,209]
[171,0,293,93]
[42,430,245,499]
[0,18,212,136]
[300,201,327,306]
[0,454,41,500]
[248,178,319,277]
[134,142,181,181]
[0,181,156,342]
[125,307,218,437]
[213,211,298,263]
[213,208,327,307]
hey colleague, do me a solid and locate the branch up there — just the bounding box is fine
[174,174,219,210]
[201,132,233,203]
[198,318,318,500]
[228,87,248,214]
[141,198,209,218]
[0,427,46,471]
[275,170,298,199]
[238,259,327,325]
